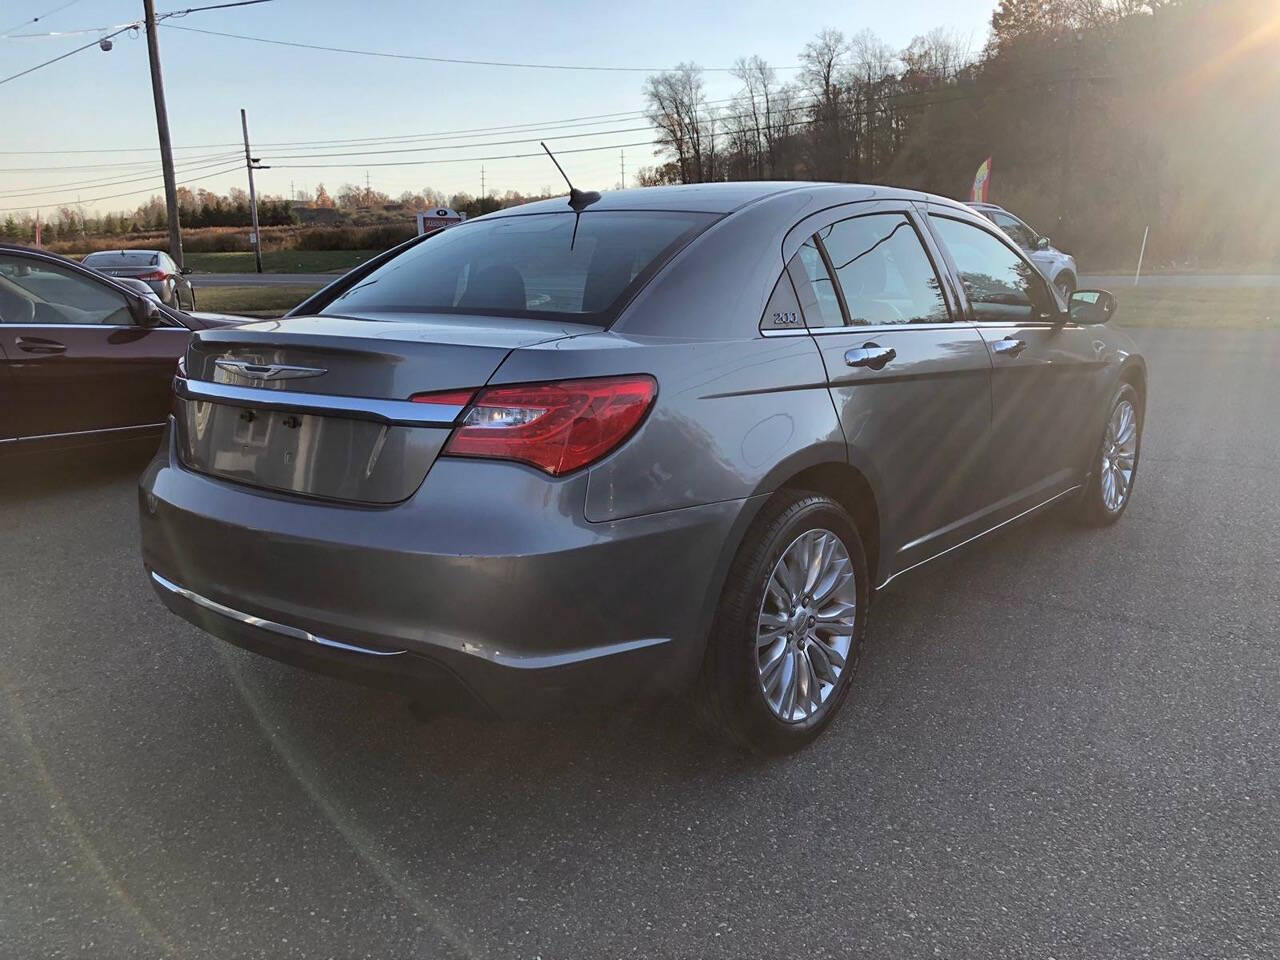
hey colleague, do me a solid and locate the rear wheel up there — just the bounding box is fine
[1074,382,1142,525]
[699,491,869,754]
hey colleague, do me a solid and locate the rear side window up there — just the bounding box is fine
[787,236,844,328]
[930,215,1054,322]
[818,213,949,325]
[323,210,717,324]
[987,211,1038,249]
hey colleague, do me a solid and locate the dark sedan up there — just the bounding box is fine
[139,183,1145,754]
[0,244,240,454]
[81,248,196,310]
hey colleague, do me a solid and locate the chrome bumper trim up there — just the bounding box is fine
[173,377,463,426]
[150,571,406,657]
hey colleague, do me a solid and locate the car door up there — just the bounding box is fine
[0,253,190,440]
[0,339,14,444]
[782,203,995,579]
[924,209,1104,515]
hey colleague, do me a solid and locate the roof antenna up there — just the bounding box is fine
[541,142,601,212]
[541,141,600,251]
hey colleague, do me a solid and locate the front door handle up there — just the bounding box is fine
[991,337,1027,358]
[844,343,897,370]
[15,336,67,355]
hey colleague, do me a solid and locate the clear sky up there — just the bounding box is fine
[1,0,997,215]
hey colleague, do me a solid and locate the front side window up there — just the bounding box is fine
[0,256,132,325]
[930,216,1054,322]
[322,211,717,323]
[818,213,949,326]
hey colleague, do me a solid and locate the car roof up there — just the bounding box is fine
[488,181,963,217]
[82,249,164,256]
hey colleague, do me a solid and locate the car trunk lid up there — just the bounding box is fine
[174,312,591,503]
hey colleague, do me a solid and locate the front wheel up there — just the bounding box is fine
[1073,382,1142,525]
[699,491,869,754]
[1055,272,1077,299]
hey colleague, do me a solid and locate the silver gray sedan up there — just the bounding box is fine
[138,182,1145,754]
[82,248,195,310]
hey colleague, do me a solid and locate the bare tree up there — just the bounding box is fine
[799,29,852,179]
[644,64,717,183]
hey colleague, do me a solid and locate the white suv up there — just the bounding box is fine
[967,202,1078,297]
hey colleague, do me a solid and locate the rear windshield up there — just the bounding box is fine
[82,251,160,267]
[322,210,717,323]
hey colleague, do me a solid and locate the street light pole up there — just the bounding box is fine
[142,0,183,268]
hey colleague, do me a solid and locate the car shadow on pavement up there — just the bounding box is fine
[0,443,154,504]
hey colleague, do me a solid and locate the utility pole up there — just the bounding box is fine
[143,0,182,268]
[620,150,625,189]
[480,165,485,200]
[364,170,371,203]
[240,108,266,274]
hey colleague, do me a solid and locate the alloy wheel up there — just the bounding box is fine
[1101,398,1138,513]
[755,529,858,723]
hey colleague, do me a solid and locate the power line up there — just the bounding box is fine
[271,139,660,171]
[265,124,664,161]
[0,0,86,37]
[162,0,273,17]
[0,93,757,156]
[0,20,140,86]
[0,150,243,173]
[0,163,244,213]
[160,23,785,73]
[0,155,246,199]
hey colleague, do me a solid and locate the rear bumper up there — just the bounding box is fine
[139,423,755,715]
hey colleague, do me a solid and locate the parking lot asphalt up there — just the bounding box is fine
[2,327,1277,959]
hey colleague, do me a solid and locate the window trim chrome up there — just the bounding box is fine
[760,320,968,338]
[174,377,464,426]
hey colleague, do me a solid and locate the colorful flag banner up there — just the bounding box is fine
[969,157,992,203]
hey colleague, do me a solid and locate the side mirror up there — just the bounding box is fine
[129,295,162,326]
[1035,236,1051,250]
[179,266,192,275]
[1068,289,1117,326]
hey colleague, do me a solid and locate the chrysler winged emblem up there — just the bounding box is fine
[214,358,328,382]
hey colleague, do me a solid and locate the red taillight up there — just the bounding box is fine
[441,375,657,476]
[136,270,167,281]
[409,388,476,407]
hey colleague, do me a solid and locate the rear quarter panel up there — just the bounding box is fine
[490,331,844,523]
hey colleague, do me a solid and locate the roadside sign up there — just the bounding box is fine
[416,208,467,235]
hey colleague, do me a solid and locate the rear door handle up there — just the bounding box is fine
[15,336,67,355]
[991,337,1027,357]
[844,343,897,370]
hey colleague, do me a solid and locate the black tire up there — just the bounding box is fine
[1073,382,1142,526]
[185,286,196,311]
[698,490,870,755]
[1055,272,1077,298]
